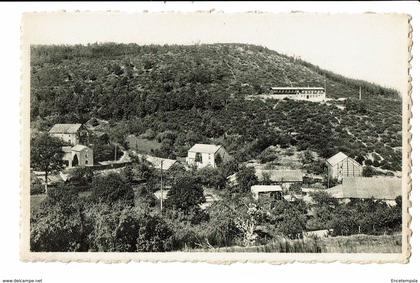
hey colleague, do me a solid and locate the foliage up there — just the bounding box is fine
[86,202,139,252]
[197,167,227,190]
[30,133,65,190]
[68,166,94,189]
[31,43,402,171]
[166,174,206,212]
[91,173,134,205]
[137,213,174,252]
[30,183,88,252]
[235,166,258,193]
[92,143,123,163]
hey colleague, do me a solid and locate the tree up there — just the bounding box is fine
[363,165,375,177]
[86,202,139,252]
[30,133,65,193]
[235,166,258,193]
[166,174,205,212]
[91,173,134,205]
[137,213,174,252]
[68,166,93,189]
[31,183,88,252]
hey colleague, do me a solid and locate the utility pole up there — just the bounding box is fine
[324,73,327,95]
[327,165,330,189]
[160,160,163,211]
[359,86,362,100]
[114,144,117,161]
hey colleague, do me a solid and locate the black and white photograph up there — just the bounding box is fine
[20,10,411,263]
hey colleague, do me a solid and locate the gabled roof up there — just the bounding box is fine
[49,124,82,134]
[188,144,221,154]
[326,152,349,166]
[255,169,303,182]
[71,144,90,152]
[140,155,178,171]
[326,177,401,200]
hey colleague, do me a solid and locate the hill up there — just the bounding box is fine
[30,43,402,171]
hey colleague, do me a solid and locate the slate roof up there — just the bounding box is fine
[326,152,349,166]
[326,177,402,200]
[189,144,221,154]
[49,124,82,134]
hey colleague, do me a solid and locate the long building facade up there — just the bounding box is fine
[268,87,326,102]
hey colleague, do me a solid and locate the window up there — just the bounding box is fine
[85,160,88,164]
[195,152,202,163]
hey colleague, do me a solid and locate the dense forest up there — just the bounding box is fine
[30,43,402,170]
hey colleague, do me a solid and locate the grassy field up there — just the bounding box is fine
[126,136,161,154]
[189,234,402,253]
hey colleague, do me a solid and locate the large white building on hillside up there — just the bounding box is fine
[268,87,326,102]
[187,144,230,169]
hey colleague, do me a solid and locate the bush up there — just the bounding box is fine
[30,183,45,195]
[137,213,174,252]
[91,173,134,205]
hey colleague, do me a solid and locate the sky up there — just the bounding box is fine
[23,12,410,94]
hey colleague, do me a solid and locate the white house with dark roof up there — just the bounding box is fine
[62,144,93,168]
[49,123,83,145]
[187,144,230,168]
[325,176,401,206]
[326,152,362,181]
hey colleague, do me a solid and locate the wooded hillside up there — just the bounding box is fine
[30,43,402,171]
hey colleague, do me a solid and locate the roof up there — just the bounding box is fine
[251,185,283,194]
[255,169,303,182]
[61,146,72,153]
[141,155,178,170]
[326,177,402,200]
[49,124,82,134]
[271,87,325,90]
[71,144,90,152]
[326,152,349,166]
[188,144,221,154]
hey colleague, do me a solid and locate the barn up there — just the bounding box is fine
[326,152,362,181]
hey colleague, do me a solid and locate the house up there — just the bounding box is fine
[139,154,179,171]
[251,185,283,200]
[187,144,230,169]
[268,87,326,102]
[326,152,362,181]
[255,169,303,189]
[325,176,401,206]
[49,123,86,145]
[62,144,93,168]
